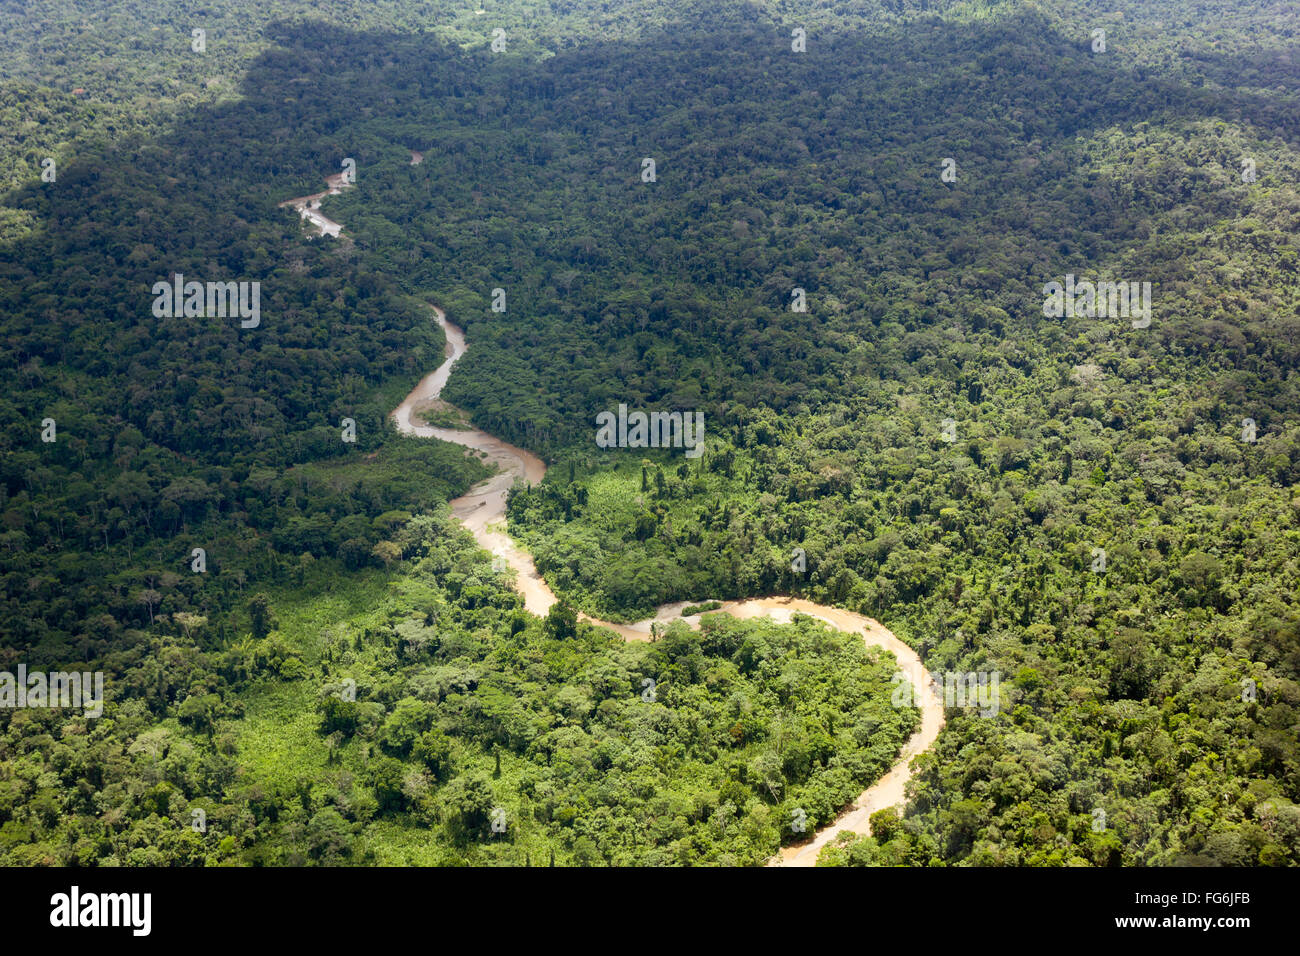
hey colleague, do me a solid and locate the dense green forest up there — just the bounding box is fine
[1,507,916,865]
[1,0,1298,866]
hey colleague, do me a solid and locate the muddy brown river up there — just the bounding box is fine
[285,176,945,867]
[392,306,946,867]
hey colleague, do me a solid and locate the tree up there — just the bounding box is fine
[306,808,354,863]
[248,593,274,641]
[544,601,578,641]
[438,773,496,843]
[868,806,902,843]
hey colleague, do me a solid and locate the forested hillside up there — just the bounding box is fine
[1,0,1297,866]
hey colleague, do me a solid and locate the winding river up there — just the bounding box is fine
[278,171,353,237]
[289,178,945,867]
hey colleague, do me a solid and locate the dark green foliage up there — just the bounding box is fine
[0,512,914,865]
[0,0,1297,867]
